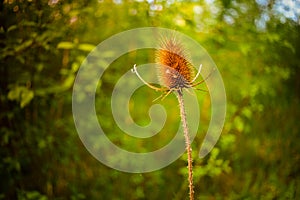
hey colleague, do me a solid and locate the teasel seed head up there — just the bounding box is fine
[156,37,195,91]
[132,34,212,100]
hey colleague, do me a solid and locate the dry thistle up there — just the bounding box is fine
[132,35,212,200]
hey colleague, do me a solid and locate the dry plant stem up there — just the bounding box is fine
[177,90,194,200]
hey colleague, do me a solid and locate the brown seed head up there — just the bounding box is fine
[156,37,194,90]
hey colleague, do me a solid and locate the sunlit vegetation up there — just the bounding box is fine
[1,0,299,199]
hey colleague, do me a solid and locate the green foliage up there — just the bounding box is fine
[17,190,48,200]
[7,85,34,108]
[1,0,299,199]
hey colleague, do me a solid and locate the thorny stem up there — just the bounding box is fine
[132,64,196,199]
[177,90,194,200]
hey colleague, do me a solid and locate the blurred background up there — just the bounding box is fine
[0,0,299,199]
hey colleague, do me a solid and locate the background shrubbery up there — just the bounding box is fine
[1,0,299,199]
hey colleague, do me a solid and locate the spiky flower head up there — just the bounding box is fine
[156,37,195,91]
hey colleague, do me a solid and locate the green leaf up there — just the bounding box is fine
[20,90,34,108]
[233,116,244,132]
[20,20,37,27]
[8,86,23,101]
[57,41,75,49]
[78,43,96,52]
[62,75,75,89]
[7,25,18,32]
[283,40,295,54]
[240,44,251,55]
[14,39,33,52]
[102,50,116,58]
[7,86,34,108]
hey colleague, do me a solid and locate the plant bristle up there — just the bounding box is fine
[156,38,194,90]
